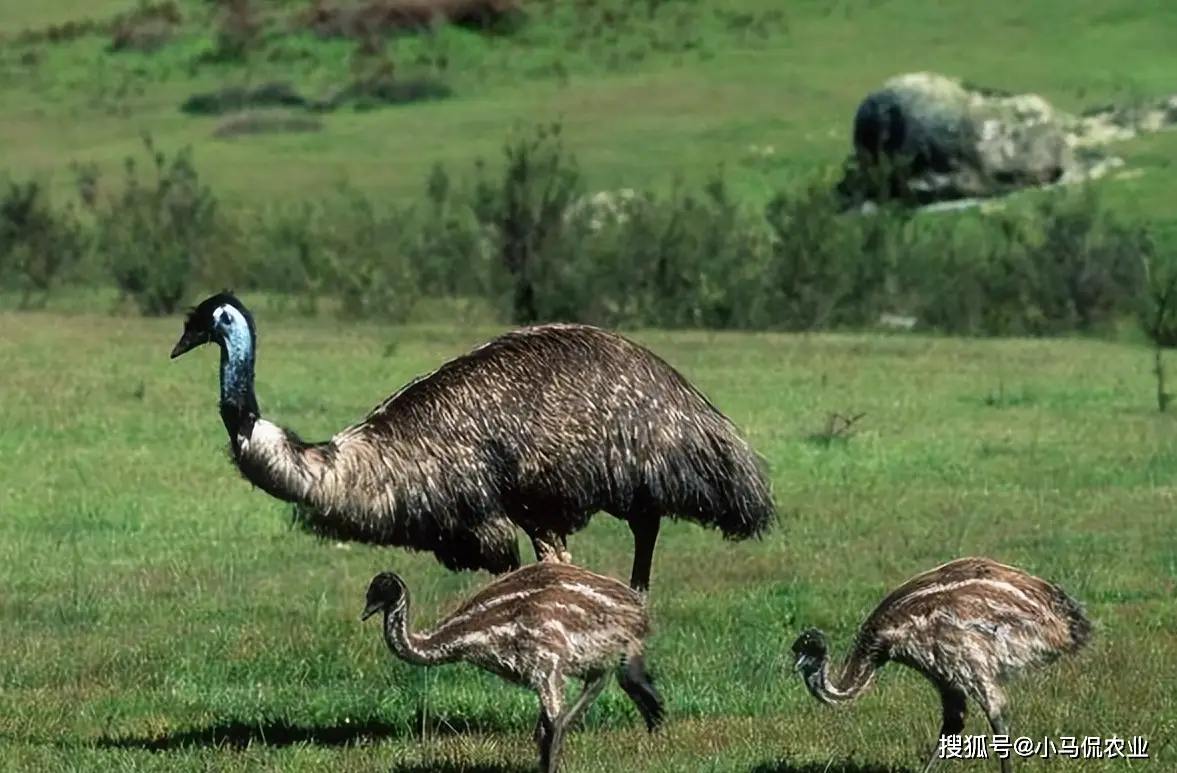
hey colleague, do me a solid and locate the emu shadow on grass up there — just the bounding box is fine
[750,761,914,773]
[387,765,529,773]
[92,710,515,751]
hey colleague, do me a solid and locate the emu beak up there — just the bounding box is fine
[792,656,805,673]
[360,602,381,622]
[170,329,209,359]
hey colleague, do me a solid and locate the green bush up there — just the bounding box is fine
[548,174,774,329]
[468,121,586,325]
[0,177,89,308]
[312,184,421,323]
[0,122,1160,339]
[895,192,1148,336]
[88,134,238,316]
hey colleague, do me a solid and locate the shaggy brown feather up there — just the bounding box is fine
[171,292,777,589]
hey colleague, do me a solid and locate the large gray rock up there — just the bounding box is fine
[835,72,1177,212]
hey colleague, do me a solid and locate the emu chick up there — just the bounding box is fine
[362,562,664,773]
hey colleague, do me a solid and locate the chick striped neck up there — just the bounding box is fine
[380,599,447,667]
[800,651,877,705]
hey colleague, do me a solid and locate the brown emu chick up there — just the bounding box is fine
[361,562,665,773]
[790,557,1092,773]
[170,291,775,592]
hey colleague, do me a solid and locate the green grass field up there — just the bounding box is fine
[2,0,1177,771]
[1,308,1175,771]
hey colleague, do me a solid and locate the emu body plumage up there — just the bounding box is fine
[361,562,664,773]
[791,556,1092,773]
[170,292,776,589]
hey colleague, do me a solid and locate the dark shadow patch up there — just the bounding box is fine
[93,719,398,751]
[181,76,453,118]
[181,81,311,117]
[91,710,523,751]
[328,75,454,112]
[750,761,914,773]
[387,765,530,773]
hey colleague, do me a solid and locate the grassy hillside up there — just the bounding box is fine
[1,309,1175,772]
[1,0,1175,215]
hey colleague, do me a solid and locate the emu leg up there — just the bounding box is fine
[617,653,664,733]
[980,689,1013,773]
[534,670,601,748]
[922,682,967,773]
[537,711,558,773]
[529,531,572,564]
[561,672,609,731]
[627,516,661,592]
[537,672,567,773]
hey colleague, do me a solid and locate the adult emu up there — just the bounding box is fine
[170,291,776,591]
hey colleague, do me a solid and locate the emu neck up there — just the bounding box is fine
[218,322,260,443]
[801,651,877,705]
[210,315,341,510]
[382,598,445,667]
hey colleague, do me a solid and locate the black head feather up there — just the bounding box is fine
[170,290,255,359]
[791,627,828,659]
[361,572,408,621]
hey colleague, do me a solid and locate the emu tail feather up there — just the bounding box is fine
[655,407,776,542]
[1051,584,1094,654]
[617,655,664,733]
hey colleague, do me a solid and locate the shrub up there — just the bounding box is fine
[558,173,773,329]
[1019,189,1147,334]
[89,134,237,316]
[468,121,585,324]
[0,121,1157,339]
[297,0,525,39]
[311,183,421,322]
[200,0,264,64]
[411,162,506,304]
[0,178,89,308]
[108,1,183,53]
[899,191,1147,336]
[1134,234,1174,411]
[760,182,896,331]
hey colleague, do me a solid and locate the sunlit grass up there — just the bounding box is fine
[0,308,1174,771]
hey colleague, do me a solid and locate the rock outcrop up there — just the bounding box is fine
[835,72,1177,212]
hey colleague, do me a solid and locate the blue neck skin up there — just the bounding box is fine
[217,313,260,441]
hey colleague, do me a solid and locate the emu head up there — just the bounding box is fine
[170,291,255,360]
[790,627,829,674]
[361,572,408,621]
